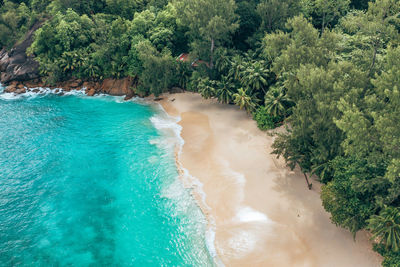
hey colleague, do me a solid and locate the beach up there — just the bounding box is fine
[161,92,382,267]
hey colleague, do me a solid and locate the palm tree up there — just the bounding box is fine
[264,87,294,118]
[198,78,216,99]
[368,206,400,252]
[241,60,269,94]
[177,62,192,89]
[215,49,231,74]
[228,55,246,81]
[233,88,256,114]
[216,76,235,104]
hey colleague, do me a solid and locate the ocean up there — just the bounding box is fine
[0,85,214,266]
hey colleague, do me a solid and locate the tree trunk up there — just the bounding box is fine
[210,38,215,69]
[303,172,312,190]
[368,42,378,77]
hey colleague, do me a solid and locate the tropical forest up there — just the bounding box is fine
[1,0,400,266]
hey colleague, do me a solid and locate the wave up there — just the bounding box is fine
[0,86,139,105]
[0,83,221,265]
[150,104,222,266]
[0,85,88,101]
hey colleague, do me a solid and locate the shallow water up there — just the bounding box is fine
[0,86,214,266]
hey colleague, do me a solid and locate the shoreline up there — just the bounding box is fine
[150,102,221,265]
[0,86,383,266]
[160,92,383,267]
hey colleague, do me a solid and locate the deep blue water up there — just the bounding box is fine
[0,87,213,266]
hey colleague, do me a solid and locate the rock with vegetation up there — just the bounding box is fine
[0,20,42,84]
[1,0,399,263]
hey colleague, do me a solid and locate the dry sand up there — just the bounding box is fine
[160,92,382,267]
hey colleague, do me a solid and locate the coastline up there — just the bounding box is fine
[0,85,384,266]
[160,92,383,267]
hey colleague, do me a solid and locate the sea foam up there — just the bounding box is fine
[150,104,222,266]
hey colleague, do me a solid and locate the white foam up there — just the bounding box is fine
[0,86,82,100]
[234,207,271,223]
[150,103,223,266]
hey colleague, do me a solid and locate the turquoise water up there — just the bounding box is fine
[0,86,214,266]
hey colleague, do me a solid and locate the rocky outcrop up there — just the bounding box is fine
[99,77,136,99]
[4,77,137,100]
[0,21,43,84]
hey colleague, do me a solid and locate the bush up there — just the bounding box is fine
[253,106,279,130]
[374,244,400,267]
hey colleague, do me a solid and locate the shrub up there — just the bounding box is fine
[374,244,400,267]
[253,106,279,130]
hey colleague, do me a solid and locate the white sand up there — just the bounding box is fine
[161,92,382,267]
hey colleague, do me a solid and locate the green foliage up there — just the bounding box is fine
[233,0,260,50]
[381,249,400,267]
[198,77,216,99]
[136,40,177,96]
[368,206,400,252]
[216,76,235,104]
[46,0,106,15]
[321,156,377,235]
[300,0,350,31]
[264,86,293,118]
[233,88,256,114]
[241,60,269,94]
[253,106,279,130]
[29,9,96,81]
[257,0,299,33]
[174,0,239,67]
[3,1,400,262]
[0,1,36,48]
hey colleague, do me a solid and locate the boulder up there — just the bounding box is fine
[0,21,43,84]
[82,81,91,88]
[99,77,135,98]
[86,88,96,96]
[5,84,17,93]
[23,79,42,88]
[69,79,83,88]
[124,95,134,101]
[15,88,26,94]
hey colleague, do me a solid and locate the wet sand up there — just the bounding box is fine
[160,92,382,267]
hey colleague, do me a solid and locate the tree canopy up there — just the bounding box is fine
[2,0,400,264]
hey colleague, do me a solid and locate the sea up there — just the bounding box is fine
[0,85,215,266]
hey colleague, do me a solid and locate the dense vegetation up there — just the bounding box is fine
[1,0,399,265]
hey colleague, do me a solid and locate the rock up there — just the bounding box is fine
[0,21,43,84]
[82,81,91,88]
[69,79,83,88]
[154,97,163,101]
[15,88,26,94]
[17,83,25,89]
[124,95,134,101]
[23,79,43,88]
[70,82,79,88]
[5,84,17,93]
[86,88,96,96]
[99,77,135,98]
[0,49,10,72]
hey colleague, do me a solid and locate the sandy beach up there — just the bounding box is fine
[161,92,382,267]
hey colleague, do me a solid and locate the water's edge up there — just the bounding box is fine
[151,102,223,267]
[0,84,220,266]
